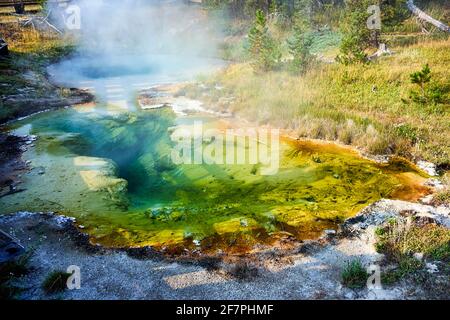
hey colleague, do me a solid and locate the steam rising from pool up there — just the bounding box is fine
[47,0,225,104]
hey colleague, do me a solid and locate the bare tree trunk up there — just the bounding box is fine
[407,0,450,33]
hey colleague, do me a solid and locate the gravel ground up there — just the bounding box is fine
[1,199,448,300]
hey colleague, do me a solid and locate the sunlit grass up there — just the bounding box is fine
[185,38,450,166]
[0,21,76,123]
[341,259,368,289]
[375,216,450,284]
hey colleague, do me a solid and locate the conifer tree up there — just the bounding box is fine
[248,9,281,72]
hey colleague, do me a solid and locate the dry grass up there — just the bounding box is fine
[186,38,450,166]
[376,218,450,261]
[432,173,450,206]
[0,20,74,56]
[0,19,75,122]
[375,216,450,285]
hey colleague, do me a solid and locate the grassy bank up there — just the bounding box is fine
[183,38,450,167]
[0,18,75,123]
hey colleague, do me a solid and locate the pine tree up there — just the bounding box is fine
[410,64,432,103]
[287,10,314,74]
[337,0,372,65]
[287,1,314,73]
[248,9,281,72]
[269,0,278,16]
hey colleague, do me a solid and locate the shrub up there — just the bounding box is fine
[375,217,450,284]
[341,259,368,289]
[432,190,450,206]
[0,250,33,300]
[380,0,409,30]
[288,25,314,73]
[409,64,449,105]
[42,270,71,294]
[377,219,450,262]
[410,64,432,103]
[395,123,418,144]
[376,218,450,261]
[381,254,424,285]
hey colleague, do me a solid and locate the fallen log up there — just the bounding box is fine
[0,229,25,263]
[407,0,450,33]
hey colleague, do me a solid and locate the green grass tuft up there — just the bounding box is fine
[42,270,71,294]
[0,250,33,300]
[341,259,368,289]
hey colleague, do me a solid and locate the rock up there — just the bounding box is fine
[417,161,438,176]
[415,213,439,225]
[240,219,248,227]
[343,199,450,232]
[419,194,434,205]
[426,262,439,274]
[424,178,444,190]
[413,252,424,261]
[324,229,336,237]
[344,290,355,299]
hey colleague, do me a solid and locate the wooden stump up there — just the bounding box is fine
[0,38,8,57]
[14,3,25,14]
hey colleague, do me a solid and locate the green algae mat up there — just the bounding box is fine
[0,106,430,254]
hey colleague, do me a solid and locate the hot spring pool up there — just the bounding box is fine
[0,50,431,254]
[1,101,430,253]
